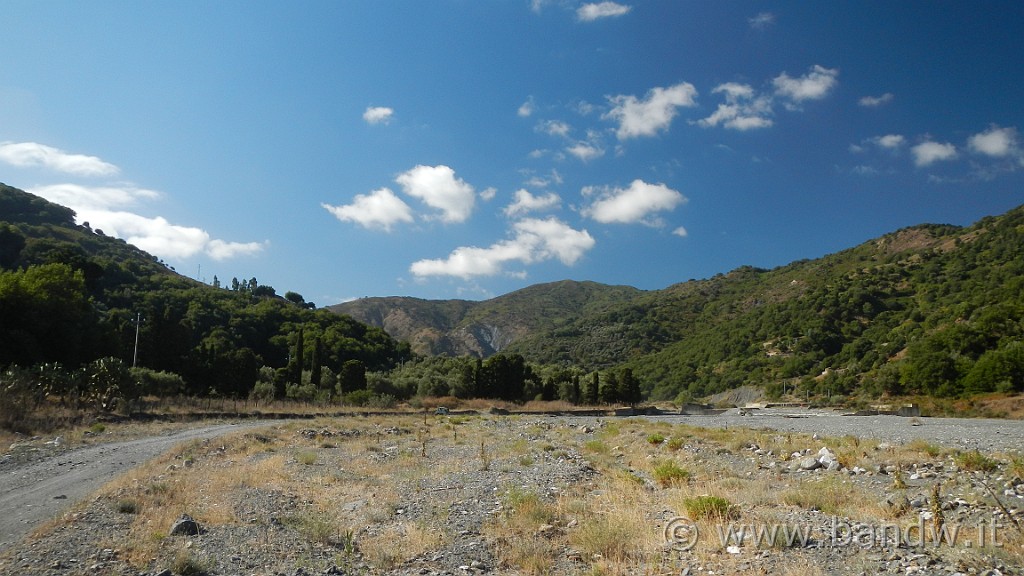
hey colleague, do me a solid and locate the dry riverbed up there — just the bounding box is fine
[0,412,1022,576]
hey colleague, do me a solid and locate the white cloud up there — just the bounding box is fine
[582,179,686,225]
[321,187,414,231]
[409,217,594,279]
[911,141,958,167]
[672,226,688,237]
[480,187,498,201]
[566,140,605,162]
[28,183,161,211]
[76,208,266,261]
[874,134,905,149]
[0,141,120,177]
[362,106,394,125]
[206,239,269,260]
[772,65,839,102]
[518,97,535,118]
[859,93,894,107]
[748,12,775,29]
[30,183,267,261]
[604,82,698,140]
[504,189,561,217]
[968,125,1018,158]
[537,119,572,138]
[697,82,773,131]
[395,164,476,223]
[577,2,631,21]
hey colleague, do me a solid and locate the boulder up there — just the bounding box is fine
[169,514,201,536]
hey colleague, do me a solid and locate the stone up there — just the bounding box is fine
[798,456,822,471]
[169,514,201,536]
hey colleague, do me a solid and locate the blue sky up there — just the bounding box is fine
[3,2,1023,304]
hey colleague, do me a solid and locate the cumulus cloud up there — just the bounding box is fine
[697,82,773,131]
[859,93,894,107]
[582,179,686,225]
[504,189,560,217]
[28,183,161,211]
[395,164,476,223]
[321,188,414,231]
[911,141,958,167]
[968,125,1018,158]
[577,2,631,21]
[362,106,394,125]
[518,97,535,118]
[537,119,572,137]
[566,141,605,162]
[409,217,594,279]
[748,12,775,29]
[30,183,267,261]
[0,141,120,177]
[874,134,905,149]
[604,82,698,140]
[672,226,688,237]
[773,65,839,103]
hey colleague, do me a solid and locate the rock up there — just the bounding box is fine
[798,456,822,471]
[169,514,201,536]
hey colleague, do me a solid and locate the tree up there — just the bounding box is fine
[338,359,367,395]
[617,368,642,406]
[310,336,323,395]
[599,371,619,404]
[583,371,600,405]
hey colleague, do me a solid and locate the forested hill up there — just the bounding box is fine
[339,204,1024,402]
[0,183,412,400]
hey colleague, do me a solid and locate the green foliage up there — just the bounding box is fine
[0,185,413,410]
[682,495,736,520]
[651,459,691,487]
[954,450,999,473]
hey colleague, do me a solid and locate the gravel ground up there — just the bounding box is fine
[0,412,1021,576]
[642,408,1024,453]
[0,421,272,551]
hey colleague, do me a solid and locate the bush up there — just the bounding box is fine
[683,495,736,520]
[954,449,999,472]
[651,459,691,487]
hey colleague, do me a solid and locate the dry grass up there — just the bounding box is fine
[16,412,1022,576]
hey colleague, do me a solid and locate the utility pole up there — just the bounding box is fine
[132,312,143,368]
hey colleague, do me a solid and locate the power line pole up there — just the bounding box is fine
[133,312,143,368]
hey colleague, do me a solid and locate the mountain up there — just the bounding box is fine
[329,280,642,357]
[334,205,1024,402]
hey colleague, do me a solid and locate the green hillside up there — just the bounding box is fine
[1,183,412,415]
[508,211,1024,402]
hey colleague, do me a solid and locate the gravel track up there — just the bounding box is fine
[0,421,268,551]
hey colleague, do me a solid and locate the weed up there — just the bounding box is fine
[907,438,943,458]
[665,437,684,451]
[651,459,690,487]
[296,450,318,465]
[171,550,211,576]
[682,495,736,520]
[88,422,106,434]
[646,433,665,445]
[955,449,999,472]
[115,499,139,514]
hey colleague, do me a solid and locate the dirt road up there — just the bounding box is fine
[0,422,267,551]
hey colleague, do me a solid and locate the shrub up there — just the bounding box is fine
[954,449,999,472]
[651,459,691,487]
[683,495,736,520]
[646,433,666,445]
